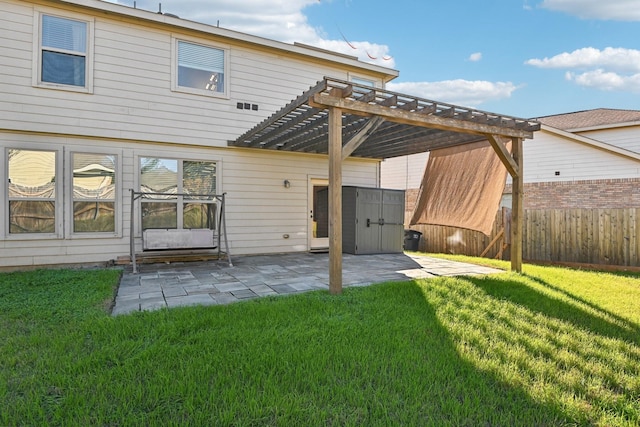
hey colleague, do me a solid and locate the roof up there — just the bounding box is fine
[57,0,397,81]
[229,78,540,159]
[535,108,640,131]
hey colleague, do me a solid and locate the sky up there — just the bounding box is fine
[107,0,640,119]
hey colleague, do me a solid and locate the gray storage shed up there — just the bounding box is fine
[319,186,405,254]
[341,186,405,254]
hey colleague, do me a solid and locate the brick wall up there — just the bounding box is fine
[505,178,640,209]
[405,178,640,222]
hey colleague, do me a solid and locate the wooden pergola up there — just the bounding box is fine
[230,77,540,294]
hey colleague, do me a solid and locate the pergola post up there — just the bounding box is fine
[328,107,343,294]
[511,137,524,272]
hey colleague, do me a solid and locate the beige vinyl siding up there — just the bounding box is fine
[0,1,380,148]
[0,2,32,85]
[0,0,389,268]
[0,132,378,267]
[220,149,378,255]
[380,152,429,190]
[0,1,34,110]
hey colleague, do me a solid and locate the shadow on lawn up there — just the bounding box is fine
[524,272,640,334]
[327,281,574,426]
[465,274,640,345]
[418,276,640,425]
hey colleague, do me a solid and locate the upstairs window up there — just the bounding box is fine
[174,39,227,97]
[36,13,93,91]
[350,76,376,88]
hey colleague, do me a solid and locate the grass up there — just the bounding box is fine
[1,260,639,426]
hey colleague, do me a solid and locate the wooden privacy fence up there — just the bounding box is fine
[410,208,640,267]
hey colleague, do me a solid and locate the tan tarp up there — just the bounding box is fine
[409,139,511,236]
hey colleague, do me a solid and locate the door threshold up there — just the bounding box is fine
[309,247,329,253]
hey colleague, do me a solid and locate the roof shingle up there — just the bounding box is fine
[535,108,640,130]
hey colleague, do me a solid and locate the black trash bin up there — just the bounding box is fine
[403,230,422,251]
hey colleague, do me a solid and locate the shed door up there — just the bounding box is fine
[355,188,383,254]
[380,190,405,252]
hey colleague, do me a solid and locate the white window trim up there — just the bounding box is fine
[133,150,221,238]
[170,36,230,99]
[3,144,64,240]
[32,9,95,94]
[348,73,380,89]
[65,148,122,239]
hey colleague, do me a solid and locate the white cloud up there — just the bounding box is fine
[386,80,518,107]
[539,0,640,21]
[468,52,482,62]
[526,47,640,73]
[106,0,394,67]
[566,70,640,92]
[526,47,640,92]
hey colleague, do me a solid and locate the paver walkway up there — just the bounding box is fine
[112,252,503,315]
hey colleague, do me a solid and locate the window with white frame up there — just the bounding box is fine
[36,13,92,90]
[140,157,217,230]
[350,76,376,87]
[174,40,227,96]
[7,149,57,234]
[72,153,117,233]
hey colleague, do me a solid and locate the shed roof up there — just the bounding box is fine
[229,78,540,159]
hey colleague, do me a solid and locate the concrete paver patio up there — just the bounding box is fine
[112,252,503,316]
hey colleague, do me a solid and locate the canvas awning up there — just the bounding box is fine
[229,77,540,293]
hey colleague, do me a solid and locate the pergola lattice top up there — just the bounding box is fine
[229,77,540,159]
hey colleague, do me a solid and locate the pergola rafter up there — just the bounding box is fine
[229,77,540,293]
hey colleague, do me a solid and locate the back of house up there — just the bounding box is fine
[0,0,398,269]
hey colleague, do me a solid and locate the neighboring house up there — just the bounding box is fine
[514,108,640,209]
[0,0,397,268]
[382,108,640,220]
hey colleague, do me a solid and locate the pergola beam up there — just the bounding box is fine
[486,134,519,178]
[235,81,328,145]
[342,116,385,160]
[310,93,535,140]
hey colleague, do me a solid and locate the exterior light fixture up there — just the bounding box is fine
[283,179,291,188]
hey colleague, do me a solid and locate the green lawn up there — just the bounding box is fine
[1,260,639,426]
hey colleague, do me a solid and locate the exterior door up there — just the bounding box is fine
[309,178,329,250]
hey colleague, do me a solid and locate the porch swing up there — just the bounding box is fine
[128,189,232,273]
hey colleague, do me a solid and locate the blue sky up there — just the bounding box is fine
[109,0,640,118]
